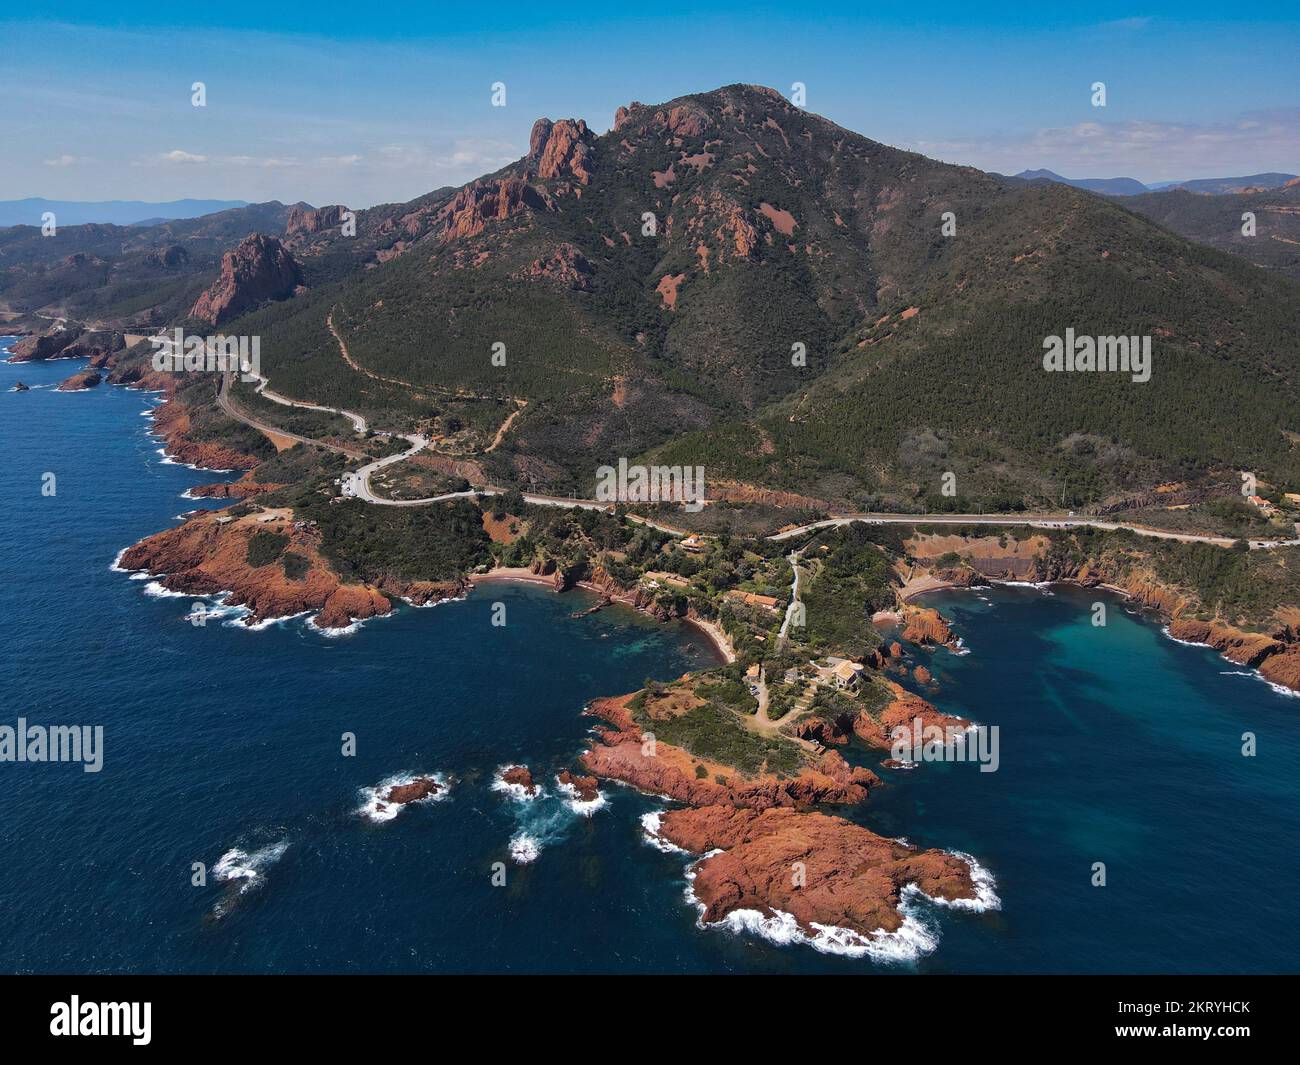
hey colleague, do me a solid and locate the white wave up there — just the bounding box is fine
[212,839,289,893]
[142,580,189,599]
[310,615,363,637]
[109,546,131,573]
[355,771,449,824]
[491,767,543,802]
[639,811,687,854]
[404,593,464,609]
[1161,625,1207,648]
[1161,628,1300,698]
[228,609,311,632]
[1263,678,1300,699]
[916,850,1002,913]
[555,776,606,816]
[682,856,938,962]
[509,833,541,864]
[153,445,233,474]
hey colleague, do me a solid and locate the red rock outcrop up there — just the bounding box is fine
[579,694,878,809]
[1260,648,1300,691]
[56,369,102,391]
[1166,618,1282,667]
[556,770,598,802]
[285,204,348,237]
[857,683,970,751]
[189,234,302,325]
[528,118,595,184]
[187,476,279,499]
[501,765,538,796]
[384,777,442,804]
[517,243,593,290]
[913,665,933,686]
[902,605,958,649]
[657,805,976,939]
[435,178,553,243]
[315,584,390,630]
[150,398,261,471]
[8,329,84,362]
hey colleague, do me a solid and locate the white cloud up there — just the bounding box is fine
[42,154,83,167]
[160,149,207,164]
[911,108,1300,182]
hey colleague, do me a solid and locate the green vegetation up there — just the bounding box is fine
[281,550,310,581]
[300,497,492,584]
[245,530,289,568]
[630,694,803,776]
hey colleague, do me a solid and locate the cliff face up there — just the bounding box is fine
[149,398,261,471]
[434,178,553,244]
[118,508,466,630]
[189,233,302,325]
[285,204,348,237]
[8,328,85,362]
[527,118,595,184]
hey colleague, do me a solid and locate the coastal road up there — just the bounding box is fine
[767,512,1300,551]
[216,372,1300,552]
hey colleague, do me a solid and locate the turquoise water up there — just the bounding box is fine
[2,340,1297,973]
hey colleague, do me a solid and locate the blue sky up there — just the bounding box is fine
[4,3,1297,207]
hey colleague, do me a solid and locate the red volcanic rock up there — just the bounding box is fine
[502,765,539,796]
[187,477,279,499]
[189,233,302,325]
[1260,648,1300,692]
[149,398,261,471]
[518,243,593,290]
[579,694,878,809]
[58,332,124,367]
[384,776,442,804]
[1167,618,1282,667]
[285,204,348,237]
[56,369,102,391]
[118,511,393,631]
[436,178,553,243]
[8,329,84,362]
[902,606,958,649]
[313,584,391,630]
[657,805,976,939]
[888,641,904,658]
[528,118,595,184]
[556,770,599,802]
[913,665,933,686]
[857,683,969,751]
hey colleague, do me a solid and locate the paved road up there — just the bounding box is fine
[218,373,1300,552]
[768,512,1300,551]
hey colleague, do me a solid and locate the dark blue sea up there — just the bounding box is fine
[2,340,1297,974]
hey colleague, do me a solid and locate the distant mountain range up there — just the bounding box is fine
[1012,169,1298,197]
[0,198,249,228]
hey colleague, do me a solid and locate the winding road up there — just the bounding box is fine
[216,365,1300,553]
